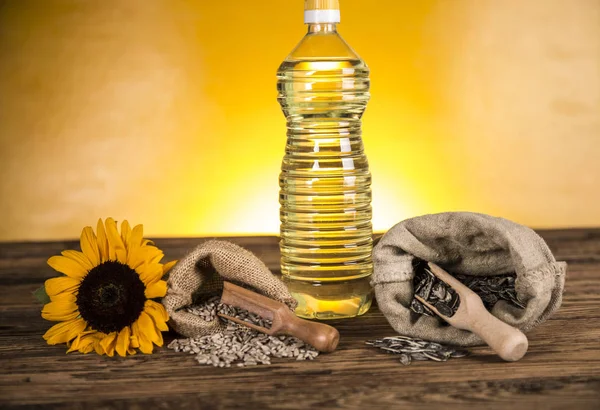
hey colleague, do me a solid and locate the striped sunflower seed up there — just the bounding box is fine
[367,335,469,365]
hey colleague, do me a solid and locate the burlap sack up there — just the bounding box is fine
[372,212,566,346]
[163,240,296,338]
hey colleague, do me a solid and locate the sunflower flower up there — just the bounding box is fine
[41,218,176,356]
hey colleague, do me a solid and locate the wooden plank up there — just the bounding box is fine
[1,229,599,409]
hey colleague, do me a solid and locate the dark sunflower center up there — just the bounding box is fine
[76,261,146,334]
[99,284,121,306]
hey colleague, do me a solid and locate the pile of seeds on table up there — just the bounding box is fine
[410,259,525,318]
[366,336,469,365]
[167,296,319,367]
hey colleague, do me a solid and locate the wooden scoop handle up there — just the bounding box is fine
[277,310,340,353]
[219,281,339,352]
[468,305,529,362]
[420,263,528,362]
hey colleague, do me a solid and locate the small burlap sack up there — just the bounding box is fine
[163,240,296,338]
[372,212,566,346]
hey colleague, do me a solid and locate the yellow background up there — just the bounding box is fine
[1,0,599,241]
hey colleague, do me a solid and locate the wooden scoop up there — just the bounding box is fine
[414,263,528,362]
[218,281,340,353]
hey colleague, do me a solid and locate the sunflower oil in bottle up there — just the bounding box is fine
[277,0,372,319]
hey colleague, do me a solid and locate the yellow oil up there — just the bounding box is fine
[277,26,373,320]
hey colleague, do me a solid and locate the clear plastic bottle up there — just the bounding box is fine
[277,0,372,319]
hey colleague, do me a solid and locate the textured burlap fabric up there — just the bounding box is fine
[163,240,296,338]
[372,212,566,346]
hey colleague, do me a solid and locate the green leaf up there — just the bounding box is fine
[33,285,50,305]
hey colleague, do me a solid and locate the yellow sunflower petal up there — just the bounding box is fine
[97,219,109,263]
[137,263,163,286]
[45,276,80,297]
[76,336,99,354]
[66,333,83,353]
[129,334,140,349]
[137,311,163,346]
[145,280,167,299]
[80,343,96,354]
[150,250,165,264]
[49,291,77,303]
[143,245,162,259]
[130,224,144,247]
[94,338,105,355]
[48,255,87,279]
[99,332,118,357]
[43,318,86,345]
[132,320,153,354]
[105,218,127,263]
[153,327,163,346]
[45,290,76,302]
[146,300,169,321]
[115,326,131,357]
[126,225,144,267]
[129,246,163,271]
[66,330,97,354]
[144,300,169,331]
[43,310,79,322]
[61,250,93,272]
[80,226,100,267]
[120,220,132,251]
[42,298,78,321]
[162,260,177,274]
[127,347,137,355]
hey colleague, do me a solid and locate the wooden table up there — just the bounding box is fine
[1,230,599,409]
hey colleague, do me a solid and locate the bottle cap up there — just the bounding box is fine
[304,0,341,24]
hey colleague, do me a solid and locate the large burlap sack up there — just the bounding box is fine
[372,212,566,346]
[163,240,296,338]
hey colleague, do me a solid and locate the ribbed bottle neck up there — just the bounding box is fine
[307,23,337,34]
